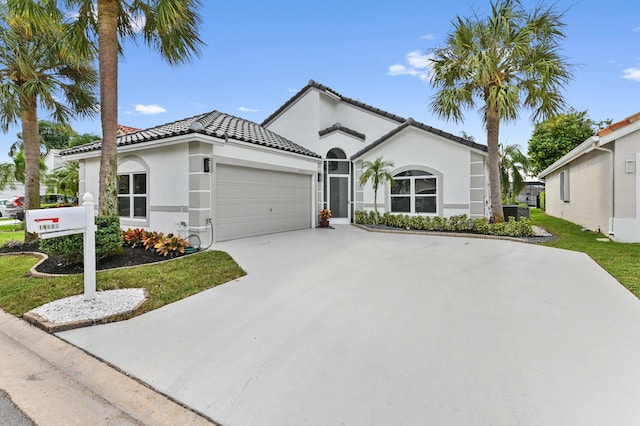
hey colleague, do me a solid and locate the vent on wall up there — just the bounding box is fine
[560,170,570,202]
[626,159,636,174]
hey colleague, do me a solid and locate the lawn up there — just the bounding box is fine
[0,250,246,318]
[0,221,24,246]
[530,208,640,298]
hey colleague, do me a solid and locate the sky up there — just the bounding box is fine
[1,0,639,163]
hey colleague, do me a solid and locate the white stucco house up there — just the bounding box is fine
[61,80,489,243]
[539,112,640,242]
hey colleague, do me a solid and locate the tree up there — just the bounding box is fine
[499,143,529,203]
[359,156,395,214]
[0,3,97,240]
[61,0,204,216]
[429,0,572,222]
[44,161,79,200]
[527,109,609,175]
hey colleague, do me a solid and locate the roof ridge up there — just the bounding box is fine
[261,80,407,127]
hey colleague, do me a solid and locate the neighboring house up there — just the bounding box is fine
[539,112,640,242]
[61,80,490,243]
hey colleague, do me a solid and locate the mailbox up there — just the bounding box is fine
[26,206,87,237]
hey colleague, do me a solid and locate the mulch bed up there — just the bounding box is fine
[0,244,184,275]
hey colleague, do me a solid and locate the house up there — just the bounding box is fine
[263,81,489,224]
[61,80,490,243]
[539,112,640,242]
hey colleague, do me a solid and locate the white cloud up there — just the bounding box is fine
[633,27,640,32]
[132,104,167,115]
[238,106,259,112]
[388,51,433,81]
[421,34,435,40]
[288,88,298,93]
[622,67,640,81]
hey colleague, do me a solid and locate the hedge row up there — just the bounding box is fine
[354,211,533,237]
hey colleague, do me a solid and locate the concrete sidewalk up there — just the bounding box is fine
[0,309,213,425]
[59,225,640,426]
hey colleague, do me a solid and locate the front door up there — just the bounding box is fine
[325,148,350,224]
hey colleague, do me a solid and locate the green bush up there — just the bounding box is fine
[40,215,123,265]
[354,211,533,237]
[539,191,546,211]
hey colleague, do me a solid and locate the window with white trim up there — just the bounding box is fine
[118,173,147,218]
[391,170,437,214]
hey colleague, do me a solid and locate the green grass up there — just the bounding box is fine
[531,209,640,298]
[0,250,246,319]
[0,228,23,246]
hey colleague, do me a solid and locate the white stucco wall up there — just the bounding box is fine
[544,149,611,234]
[266,88,400,156]
[613,132,639,219]
[356,127,485,217]
[73,137,320,237]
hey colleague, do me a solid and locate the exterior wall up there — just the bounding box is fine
[266,89,400,155]
[613,132,639,218]
[76,138,320,242]
[355,127,486,217]
[545,149,611,234]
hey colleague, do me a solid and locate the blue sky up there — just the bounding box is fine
[1,0,639,163]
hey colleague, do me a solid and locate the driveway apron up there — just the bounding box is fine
[58,226,640,426]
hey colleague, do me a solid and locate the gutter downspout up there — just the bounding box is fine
[592,136,615,236]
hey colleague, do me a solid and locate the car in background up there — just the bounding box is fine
[5,195,24,219]
[0,199,9,218]
[6,194,77,220]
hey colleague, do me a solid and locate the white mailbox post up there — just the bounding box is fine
[26,193,98,301]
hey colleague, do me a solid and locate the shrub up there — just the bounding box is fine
[540,191,546,211]
[353,210,533,237]
[122,228,146,248]
[40,215,123,265]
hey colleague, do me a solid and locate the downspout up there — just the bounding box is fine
[592,136,615,236]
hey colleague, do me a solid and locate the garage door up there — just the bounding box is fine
[215,164,312,241]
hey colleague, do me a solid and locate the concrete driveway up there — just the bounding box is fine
[59,226,640,425]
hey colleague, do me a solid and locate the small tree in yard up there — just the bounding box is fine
[359,156,394,214]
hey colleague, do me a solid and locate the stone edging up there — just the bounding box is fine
[351,223,531,243]
[22,289,149,334]
[0,251,65,278]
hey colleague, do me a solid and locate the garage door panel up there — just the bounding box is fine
[216,165,311,241]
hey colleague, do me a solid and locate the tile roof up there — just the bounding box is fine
[351,118,488,159]
[318,122,366,141]
[61,111,321,158]
[261,80,406,127]
[116,124,140,135]
[597,112,640,137]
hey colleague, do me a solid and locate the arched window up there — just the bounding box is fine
[391,170,437,214]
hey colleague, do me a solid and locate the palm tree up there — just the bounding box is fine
[64,0,204,216]
[0,3,97,240]
[429,0,571,222]
[359,156,395,214]
[499,144,529,203]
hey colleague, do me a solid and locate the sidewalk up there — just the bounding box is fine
[0,309,214,426]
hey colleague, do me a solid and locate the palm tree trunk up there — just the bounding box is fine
[97,0,119,216]
[487,105,504,223]
[21,95,40,242]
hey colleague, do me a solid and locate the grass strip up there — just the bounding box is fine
[531,209,640,298]
[0,250,245,319]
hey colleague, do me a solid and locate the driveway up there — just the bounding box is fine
[59,226,640,425]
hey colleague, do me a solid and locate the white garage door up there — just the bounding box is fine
[215,164,312,241]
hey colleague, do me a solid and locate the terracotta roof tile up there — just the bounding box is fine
[597,112,640,137]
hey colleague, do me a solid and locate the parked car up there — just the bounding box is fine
[5,195,24,219]
[6,194,77,221]
[0,199,9,218]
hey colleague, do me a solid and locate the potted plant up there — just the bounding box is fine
[318,209,332,227]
